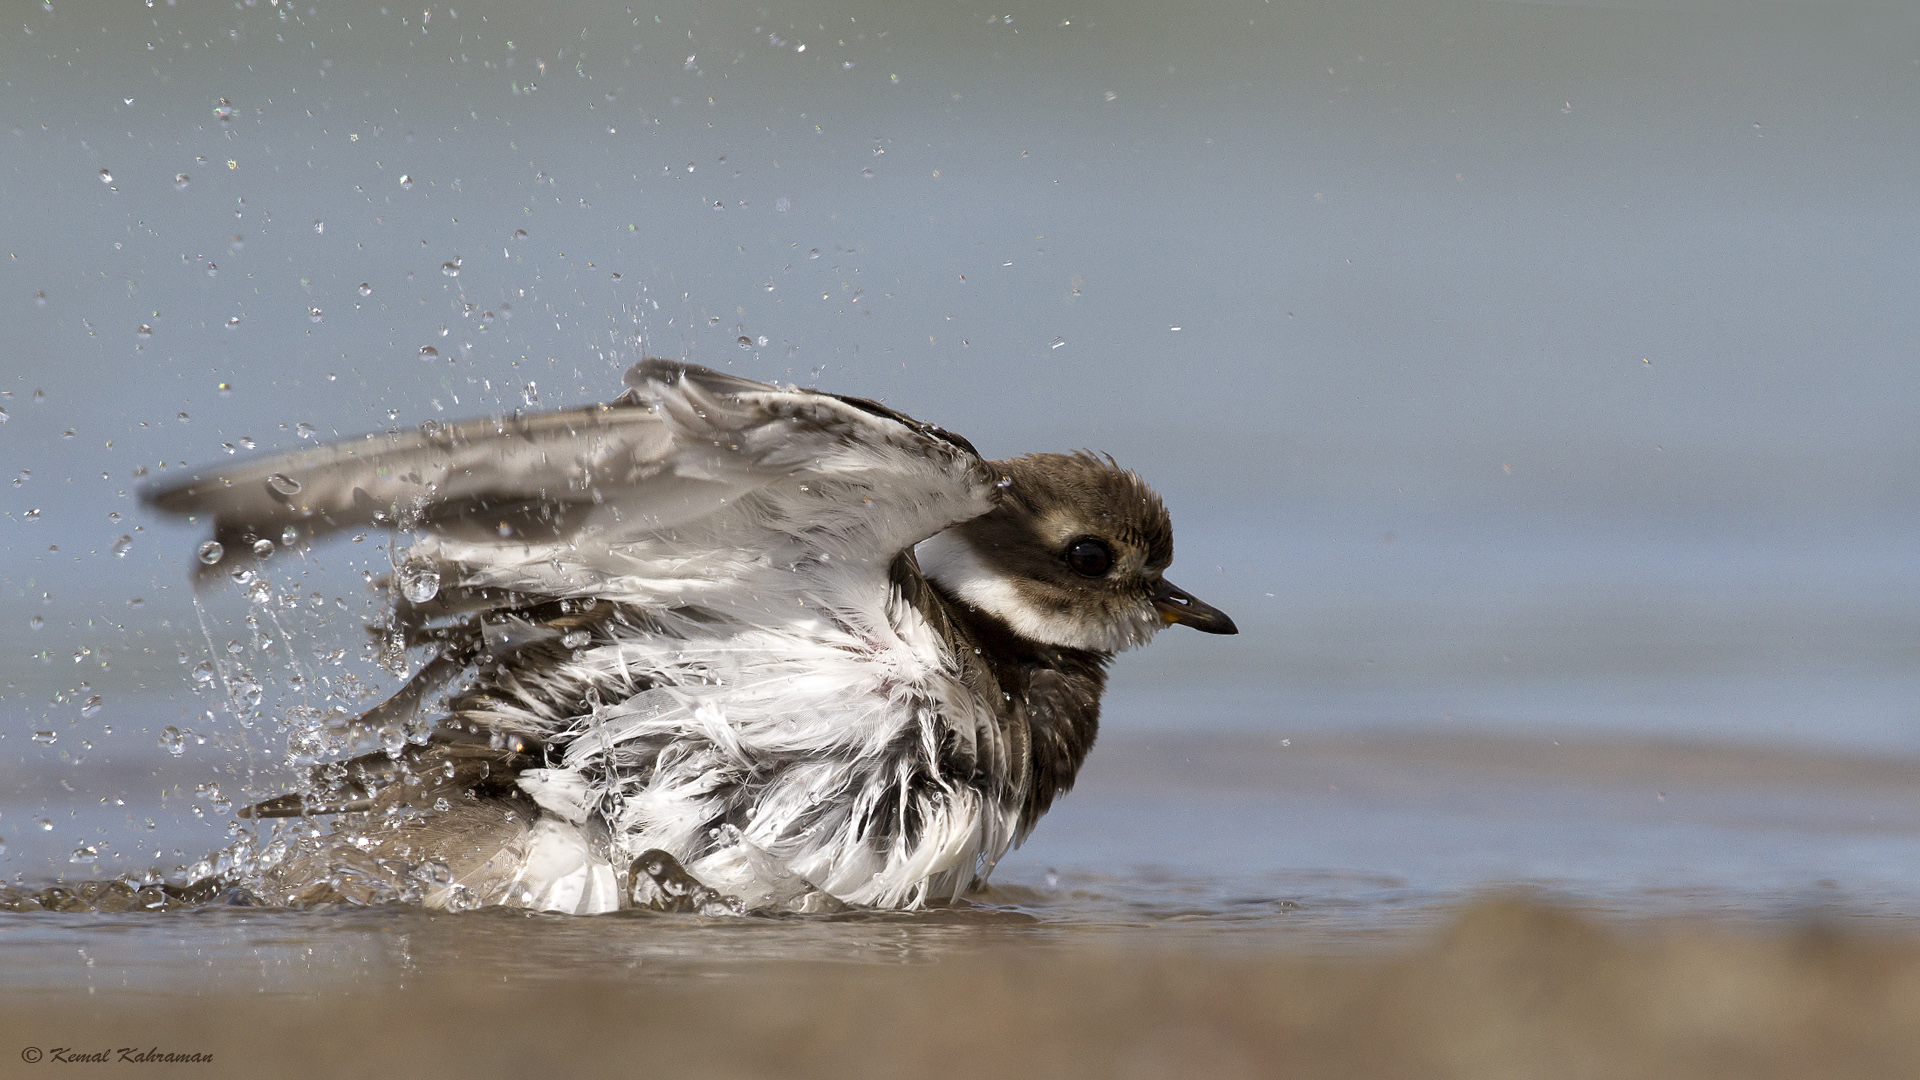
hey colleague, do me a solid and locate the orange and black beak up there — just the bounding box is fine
[1152,579,1238,635]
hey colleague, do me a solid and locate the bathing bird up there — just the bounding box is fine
[145,359,1235,913]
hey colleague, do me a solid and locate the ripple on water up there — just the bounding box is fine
[0,861,1451,997]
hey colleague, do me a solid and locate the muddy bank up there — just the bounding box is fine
[4,897,1917,1079]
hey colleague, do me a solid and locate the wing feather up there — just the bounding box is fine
[142,359,994,595]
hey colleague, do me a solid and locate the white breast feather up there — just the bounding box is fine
[477,552,1014,911]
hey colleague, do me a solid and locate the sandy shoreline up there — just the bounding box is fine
[3,898,1918,1079]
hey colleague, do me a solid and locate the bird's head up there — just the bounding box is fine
[917,451,1237,653]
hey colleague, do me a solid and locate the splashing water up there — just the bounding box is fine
[397,560,441,604]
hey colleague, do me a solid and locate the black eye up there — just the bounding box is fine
[1065,537,1113,577]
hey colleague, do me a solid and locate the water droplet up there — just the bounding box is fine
[112,535,133,558]
[80,695,102,717]
[214,99,234,124]
[99,169,114,184]
[177,412,190,423]
[380,726,408,757]
[225,316,242,329]
[281,526,299,546]
[159,726,185,756]
[441,259,462,277]
[308,306,323,323]
[265,473,302,495]
[312,219,325,234]
[737,336,753,349]
[512,229,528,241]
[521,382,538,406]
[561,630,591,648]
[399,174,414,190]
[36,818,53,832]
[246,578,271,604]
[69,843,99,865]
[358,282,372,297]
[418,345,439,361]
[136,323,153,339]
[174,172,190,190]
[251,537,274,557]
[191,661,215,686]
[398,559,441,603]
[295,422,315,439]
[31,731,57,745]
[197,540,225,564]
[29,615,44,631]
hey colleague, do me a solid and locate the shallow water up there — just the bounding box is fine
[6,708,1920,994]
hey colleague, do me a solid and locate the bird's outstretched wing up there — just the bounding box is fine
[146,361,1013,911]
[143,358,995,604]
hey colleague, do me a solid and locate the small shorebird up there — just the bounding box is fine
[146,360,1235,914]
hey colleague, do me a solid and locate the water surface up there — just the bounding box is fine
[7,712,1920,994]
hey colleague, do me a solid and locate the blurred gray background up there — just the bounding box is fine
[3,0,1919,874]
